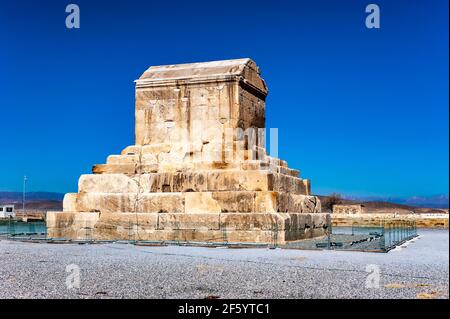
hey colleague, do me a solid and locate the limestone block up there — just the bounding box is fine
[302,179,311,195]
[76,193,136,213]
[92,164,136,175]
[276,193,291,213]
[211,191,256,213]
[201,121,226,144]
[193,161,240,171]
[276,194,321,213]
[301,196,321,214]
[223,230,280,244]
[135,164,158,174]
[146,122,169,144]
[166,125,189,146]
[76,192,185,214]
[157,152,184,166]
[107,155,139,165]
[72,212,100,229]
[46,211,99,235]
[95,212,158,230]
[311,228,325,238]
[313,213,329,228]
[279,166,299,177]
[283,213,300,231]
[266,156,281,167]
[172,172,208,192]
[46,227,67,239]
[145,173,174,192]
[207,170,273,191]
[94,213,159,240]
[190,105,209,124]
[139,229,278,244]
[151,229,226,242]
[272,173,296,193]
[241,61,268,95]
[139,171,277,193]
[121,145,142,155]
[78,174,139,193]
[46,211,76,228]
[160,162,193,173]
[298,213,313,229]
[134,110,147,145]
[199,142,224,162]
[158,213,220,230]
[63,193,78,212]
[296,213,310,231]
[185,192,221,214]
[138,193,185,213]
[136,96,179,123]
[271,174,310,195]
[285,226,307,241]
[142,143,171,155]
[240,161,270,171]
[188,141,203,154]
[133,174,153,192]
[254,191,277,213]
[141,153,158,165]
[315,197,322,213]
[219,213,287,231]
[278,159,287,167]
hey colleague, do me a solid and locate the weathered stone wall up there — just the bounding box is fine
[332,204,365,215]
[47,59,327,243]
[332,213,449,228]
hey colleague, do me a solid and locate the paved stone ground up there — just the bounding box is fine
[0,229,448,299]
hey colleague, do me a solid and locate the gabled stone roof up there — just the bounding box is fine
[135,58,268,95]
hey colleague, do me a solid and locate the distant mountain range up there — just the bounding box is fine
[0,192,64,210]
[0,191,448,209]
[343,194,449,209]
[0,192,65,202]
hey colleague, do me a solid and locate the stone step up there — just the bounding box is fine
[46,211,329,243]
[84,170,308,194]
[64,191,321,214]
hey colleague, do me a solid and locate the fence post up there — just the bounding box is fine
[408,221,411,238]
[395,222,398,244]
[327,219,332,250]
[389,222,392,248]
[272,220,278,248]
[128,219,132,243]
[400,222,403,242]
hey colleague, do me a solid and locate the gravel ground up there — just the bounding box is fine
[0,229,448,299]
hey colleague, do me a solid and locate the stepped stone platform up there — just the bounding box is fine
[47,58,329,244]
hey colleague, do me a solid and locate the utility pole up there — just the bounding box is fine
[22,175,27,212]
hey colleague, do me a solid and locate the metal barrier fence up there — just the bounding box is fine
[0,220,47,238]
[282,219,418,252]
[325,220,418,252]
[379,220,417,250]
[1,219,417,252]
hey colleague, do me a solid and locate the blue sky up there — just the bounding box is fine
[0,0,448,197]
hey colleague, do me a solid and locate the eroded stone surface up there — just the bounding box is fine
[48,59,327,243]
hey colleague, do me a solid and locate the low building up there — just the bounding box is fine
[332,204,366,215]
[0,205,15,218]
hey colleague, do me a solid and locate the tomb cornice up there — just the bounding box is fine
[135,75,268,99]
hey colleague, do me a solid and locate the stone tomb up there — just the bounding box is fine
[47,58,329,244]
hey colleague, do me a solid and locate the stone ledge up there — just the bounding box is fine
[63,191,321,214]
[46,211,329,244]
